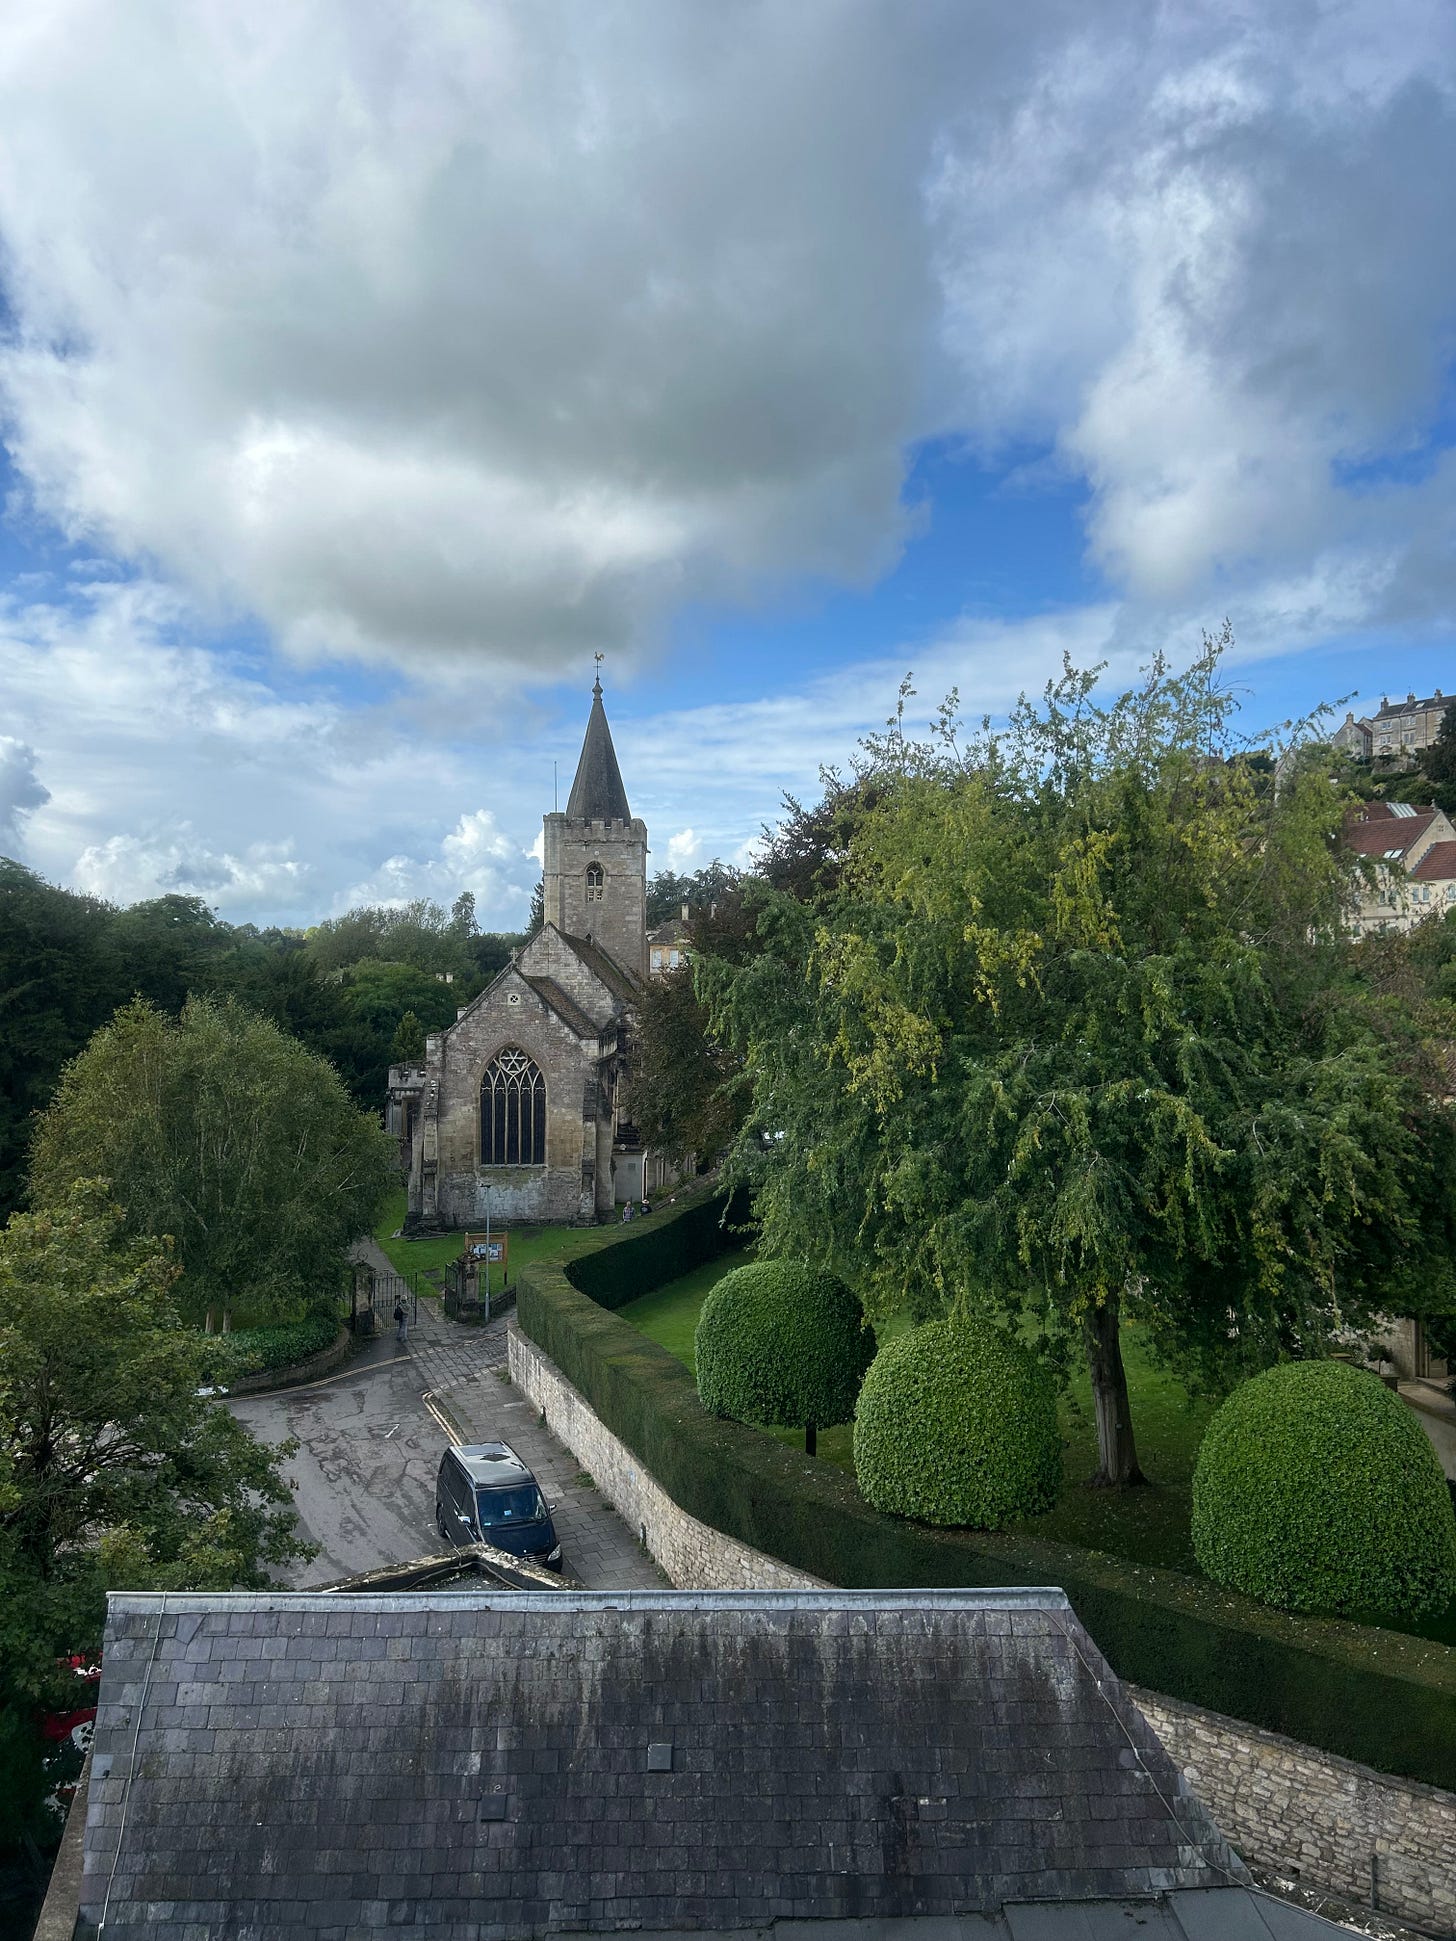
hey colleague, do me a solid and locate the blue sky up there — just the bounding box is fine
[4,1,1456,928]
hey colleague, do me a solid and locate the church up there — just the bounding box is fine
[391,678,679,1229]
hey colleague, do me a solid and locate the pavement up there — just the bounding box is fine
[227,1288,664,1591]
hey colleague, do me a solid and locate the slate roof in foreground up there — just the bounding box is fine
[78,1588,1249,1941]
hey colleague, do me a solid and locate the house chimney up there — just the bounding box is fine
[681,901,689,922]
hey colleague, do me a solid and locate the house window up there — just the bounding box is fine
[481,1048,546,1166]
[586,861,605,904]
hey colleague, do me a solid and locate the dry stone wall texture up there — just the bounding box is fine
[1131,1686,1456,1935]
[508,1327,823,1591]
[507,1324,1456,1936]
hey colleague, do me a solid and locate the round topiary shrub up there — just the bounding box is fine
[694,1260,874,1452]
[1191,1359,1456,1619]
[851,1318,1062,1528]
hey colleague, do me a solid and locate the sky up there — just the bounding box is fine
[3,0,1456,930]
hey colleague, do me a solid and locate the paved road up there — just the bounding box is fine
[228,1299,662,1591]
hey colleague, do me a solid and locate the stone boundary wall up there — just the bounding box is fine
[222,1325,353,1396]
[507,1326,824,1591]
[507,1324,1456,1937]
[1130,1685,1456,1936]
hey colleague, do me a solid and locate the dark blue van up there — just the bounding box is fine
[435,1440,562,1571]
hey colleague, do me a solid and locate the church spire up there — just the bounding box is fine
[565,670,632,822]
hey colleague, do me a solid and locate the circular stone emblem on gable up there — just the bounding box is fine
[507,991,521,1005]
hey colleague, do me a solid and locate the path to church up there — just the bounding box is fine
[227,1260,664,1593]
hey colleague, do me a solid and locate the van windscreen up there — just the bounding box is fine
[475,1484,546,1526]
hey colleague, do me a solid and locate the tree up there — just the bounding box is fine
[645,861,741,926]
[705,640,1456,1488]
[1422,700,1456,791]
[0,1182,309,1838]
[390,1009,427,1064]
[630,964,746,1167]
[694,1261,873,1455]
[28,996,395,1329]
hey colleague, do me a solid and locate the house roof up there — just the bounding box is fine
[1344,804,1438,860]
[1411,839,1456,883]
[78,1587,1252,1939]
[1374,691,1448,719]
[566,680,633,823]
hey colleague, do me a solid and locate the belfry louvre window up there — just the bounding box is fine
[585,862,604,903]
[481,1049,546,1165]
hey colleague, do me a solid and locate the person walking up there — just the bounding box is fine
[394,1298,409,1345]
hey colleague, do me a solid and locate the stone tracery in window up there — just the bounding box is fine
[585,861,605,903]
[481,1047,546,1165]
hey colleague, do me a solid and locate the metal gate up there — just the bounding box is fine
[350,1266,423,1334]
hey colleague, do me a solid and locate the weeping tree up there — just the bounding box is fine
[703,634,1456,1487]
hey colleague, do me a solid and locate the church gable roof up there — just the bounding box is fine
[559,929,641,1003]
[566,680,633,823]
[522,973,602,1040]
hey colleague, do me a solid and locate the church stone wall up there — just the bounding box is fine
[430,972,598,1228]
[543,811,647,981]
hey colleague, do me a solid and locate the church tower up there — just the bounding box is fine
[542,676,647,981]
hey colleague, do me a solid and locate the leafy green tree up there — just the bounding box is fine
[694,1260,873,1454]
[108,893,232,1013]
[1421,700,1456,792]
[28,996,394,1328]
[0,1183,309,1839]
[450,889,478,937]
[853,1320,1061,1527]
[0,862,121,1218]
[630,964,746,1167]
[390,1009,427,1064]
[706,640,1456,1487]
[645,861,741,926]
[1191,1360,1456,1617]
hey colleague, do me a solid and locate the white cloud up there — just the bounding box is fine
[664,829,701,871]
[6,3,1451,670]
[0,735,50,857]
[0,1,955,673]
[71,829,310,910]
[337,808,535,916]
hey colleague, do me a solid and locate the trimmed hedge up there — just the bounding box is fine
[696,1261,873,1434]
[1192,1359,1456,1620]
[517,1193,1456,1791]
[853,1320,1060,1528]
[203,1314,340,1384]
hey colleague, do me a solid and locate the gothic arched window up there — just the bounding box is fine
[480,1048,546,1166]
[585,861,604,903]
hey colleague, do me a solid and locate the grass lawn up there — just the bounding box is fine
[617,1253,1456,1643]
[371,1188,578,1294]
[619,1257,1218,1575]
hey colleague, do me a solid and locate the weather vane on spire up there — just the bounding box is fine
[593,651,604,696]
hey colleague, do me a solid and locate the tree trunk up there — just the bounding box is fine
[805,1423,817,1458]
[1082,1294,1145,1488]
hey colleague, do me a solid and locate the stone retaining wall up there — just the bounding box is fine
[507,1323,1456,1937]
[508,1326,823,1591]
[1130,1685,1456,1935]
